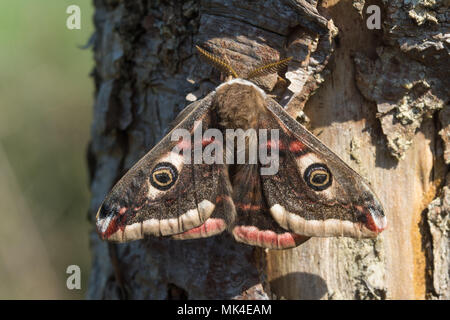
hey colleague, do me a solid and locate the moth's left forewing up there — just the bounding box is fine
[261,98,386,238]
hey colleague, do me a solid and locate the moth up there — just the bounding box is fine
[96,46,386,249]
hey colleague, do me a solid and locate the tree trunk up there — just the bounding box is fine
[87,0,449,300]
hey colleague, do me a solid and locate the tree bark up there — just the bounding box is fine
[87,0,449,299]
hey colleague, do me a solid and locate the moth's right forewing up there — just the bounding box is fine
[96,92,230,242]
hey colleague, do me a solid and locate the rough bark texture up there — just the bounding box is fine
[87,0,449,299]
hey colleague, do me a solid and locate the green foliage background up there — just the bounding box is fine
[0,1,94,299]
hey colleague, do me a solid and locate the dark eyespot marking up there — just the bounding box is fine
[150,162,178,191]
[304,163,332,191]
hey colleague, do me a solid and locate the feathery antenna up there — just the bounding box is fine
[195,45,239,79]
[246,57,292,79]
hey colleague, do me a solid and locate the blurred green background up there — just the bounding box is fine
[0,1,94,299]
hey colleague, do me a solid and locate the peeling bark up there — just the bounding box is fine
[87,0,449,300]
[426,175,450,299]
[353,0,448,160]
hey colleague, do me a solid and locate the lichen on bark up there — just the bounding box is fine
[354,0,448,160]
